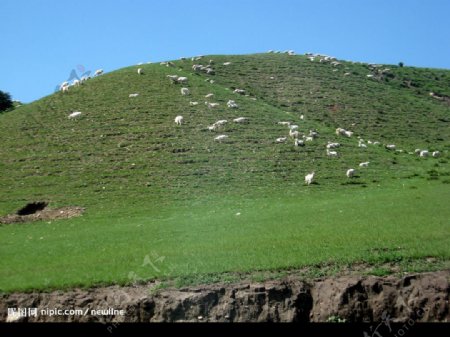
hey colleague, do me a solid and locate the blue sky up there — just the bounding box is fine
[1,0,449,103]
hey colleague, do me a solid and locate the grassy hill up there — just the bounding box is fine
[0,53,449,292]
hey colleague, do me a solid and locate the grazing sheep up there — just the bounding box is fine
[386,144,396,150]
[304,136,314,142]
[326,142,341,149]
[359,162,370,167]
[94,69,104,76]
[174,115,183,125]
[346,169,356,178]
[305,172,315,185]
[137,68,143,75]
[181,87,190,96]
[300,115,304,120]
[432,151,440,158]
[326,149,338,157]
[414,148,421,155]
[278,121,291,126]
[223,62,232,66]
[289,129,300,138]
[294,138,305,147]
[205,102,220,109]
[61,85,69,93]
[233,117,248,123]
[214,120,228,126]
[189,101,199,106]
[68,111,82,119]
[276,137,287,143]
[167,75,179,83]
[290,125,299,130]
[214,135,228,142]
[205,93,214,98]
[227,100,239,108]
[129,93,139,97]
[336,127,353,137]
[309,130,319,138]
[234,89,245,95]
[177,77,188,84]
[72,79,80,86]
[358,141,367,148]
[419,150,429,157]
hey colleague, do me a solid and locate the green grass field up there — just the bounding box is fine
[0,53,449,292]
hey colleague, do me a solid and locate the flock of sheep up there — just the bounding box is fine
[59,69,104,93]
[162,59,251,143]
[60,52,443,186]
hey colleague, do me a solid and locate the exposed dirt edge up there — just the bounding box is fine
[1,270,449,322]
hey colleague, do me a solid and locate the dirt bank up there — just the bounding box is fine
[1,270,449,322]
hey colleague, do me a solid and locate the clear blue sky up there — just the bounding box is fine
[1,0,449,103]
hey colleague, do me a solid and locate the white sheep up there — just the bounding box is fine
[137,68,143,75]
[414,148,421,155]
[223,62,232,66]
[359,162,370,167]
[167,75,179,83]
[214,135,228,142]
[289,125,299,130]
[386,144,396,150]
[205,102,220,109]
[305,172,315,185]
[278,121,291,126]
[94,69,104,76]
[189,101,199,106]
[181,87,190,96]
[227,100,239,108]
[61,85,69,93]
[432,151,440,158]
[129,93,139,97]
[326,149,338,157]
[304,136,314,142]
[419,150,429,157]
[289,129,300,138]
[174,115,183,125]
[276,137,287,143]
[346,169,356,178]
[68,111,82,119]
[177,77,188,84]
[72,79,80,86]
[233,117,248,123]
[344,130,353,137]
[309,130,319,138]
[234,89,245,95]
[294,138,305,147]
[326,142,340,149]
[214,120,228,126]
[205,93,214,98]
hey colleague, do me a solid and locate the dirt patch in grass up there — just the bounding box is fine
[0,203,85,225]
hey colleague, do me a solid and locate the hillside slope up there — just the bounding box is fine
[0,53,449,292]
[1,53,448,213]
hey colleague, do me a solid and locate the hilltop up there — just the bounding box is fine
[0,52,449,292]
